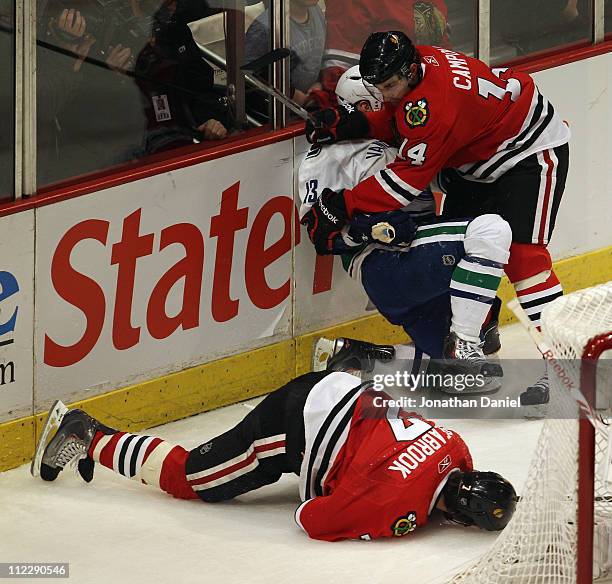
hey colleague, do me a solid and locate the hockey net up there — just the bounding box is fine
[447,281,612,584]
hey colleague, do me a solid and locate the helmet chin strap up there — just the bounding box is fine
[443,510,475,527]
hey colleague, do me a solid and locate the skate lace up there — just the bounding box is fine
[56,438,87,468]
[455,338,485,361]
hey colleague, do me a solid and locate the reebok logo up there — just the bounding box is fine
[438,455,452,473]
[319,202,338,224]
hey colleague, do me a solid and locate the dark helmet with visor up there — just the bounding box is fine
[442,470,518,531]
[359,31,421,86]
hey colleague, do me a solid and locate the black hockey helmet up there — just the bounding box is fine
[359,31,421,86]
[442,470,517,531]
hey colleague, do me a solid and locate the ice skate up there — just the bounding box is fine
[31,400,99,483]
[481,296,502,355]
[439,332,503,394]
[520,371,549,419]
[481,320,501,355]
[312,337,395,373]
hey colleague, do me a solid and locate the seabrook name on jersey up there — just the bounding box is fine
[295,374,473,542]
[387,426,453,479]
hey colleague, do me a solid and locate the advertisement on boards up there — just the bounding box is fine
[34,142,296,407]
[0,211,35,422]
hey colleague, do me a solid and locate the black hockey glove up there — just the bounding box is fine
[300,188,349,255]
[305,107,369,144]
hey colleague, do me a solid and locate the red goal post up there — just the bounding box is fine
[578,323,612,583]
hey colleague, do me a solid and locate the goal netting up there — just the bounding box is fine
[447,281,612,584]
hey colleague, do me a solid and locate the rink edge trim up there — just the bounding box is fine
[1,245,610,473]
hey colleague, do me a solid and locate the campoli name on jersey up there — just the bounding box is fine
[437,48,473,91]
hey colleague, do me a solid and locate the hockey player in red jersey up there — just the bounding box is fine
[301,66,506,376]
[303,31,571,404]
[32,370,517,542]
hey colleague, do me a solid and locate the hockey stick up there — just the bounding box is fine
[507,298,601,429]
[241,49,314,122]
[241,48,292,73]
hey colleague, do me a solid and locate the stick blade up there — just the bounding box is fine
[241,48,291,72]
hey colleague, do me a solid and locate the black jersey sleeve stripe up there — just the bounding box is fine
[379,170,417,201]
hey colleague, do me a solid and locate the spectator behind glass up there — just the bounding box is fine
[491,0,591,58]
[36,0,147,186]
[132,0,235,155]
[320,0,449,102]
[36,0,235,188]
[245,0,326,108]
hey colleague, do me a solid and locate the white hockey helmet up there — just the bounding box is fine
[335,65,384,112]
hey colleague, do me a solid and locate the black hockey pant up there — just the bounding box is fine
[184,371,329,502]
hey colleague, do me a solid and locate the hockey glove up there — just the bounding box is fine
[305,107,369,144]
[301,188,349,255]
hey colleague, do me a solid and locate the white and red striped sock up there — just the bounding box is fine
[88,431,197,500]
[515,271,563,330]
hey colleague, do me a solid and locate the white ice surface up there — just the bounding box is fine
[1,324,544,584]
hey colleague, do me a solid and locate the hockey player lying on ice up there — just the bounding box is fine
[33,367,517,542]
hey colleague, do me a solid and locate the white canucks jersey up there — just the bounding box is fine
[298,140,398,219]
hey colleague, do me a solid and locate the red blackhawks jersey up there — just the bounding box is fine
[343,45,570,217]
[295,372,472,541]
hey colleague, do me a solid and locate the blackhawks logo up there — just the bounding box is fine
[404,98,429,128]
[391,512,417,537]
[493,508,505,519]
